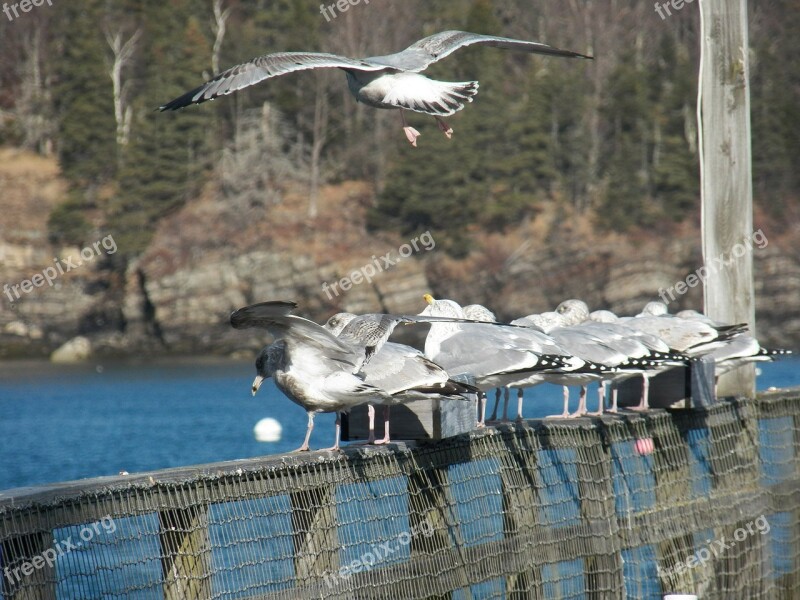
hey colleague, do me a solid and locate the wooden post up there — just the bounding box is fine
[159,505,212,600]
[1,532,56,600]
[289,486,339,589]
[407,467,472,599]
[698,0,755,398]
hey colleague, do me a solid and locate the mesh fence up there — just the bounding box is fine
[1,390,799,599]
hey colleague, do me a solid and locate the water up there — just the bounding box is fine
[0,357,797,492]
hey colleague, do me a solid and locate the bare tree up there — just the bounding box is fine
[16,24,55,154]
[211,0,231,74]
[104,27,141,148]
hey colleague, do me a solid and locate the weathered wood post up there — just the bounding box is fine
[289,485,339,589]
[159,503,212,599]
[697,0,755,397]
[1,531,57,600]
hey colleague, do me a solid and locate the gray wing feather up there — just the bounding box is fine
[337,313,502,364]
[230,301,360,368]
[435,333,541,379]
[369,30,592,72]
[160,52,389,110]
[362,343,444,395]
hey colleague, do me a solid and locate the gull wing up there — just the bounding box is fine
[369,30,592,72]
[231,301,361,370]
[160,52,390,110]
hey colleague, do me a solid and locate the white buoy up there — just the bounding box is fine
[253,418,282,442]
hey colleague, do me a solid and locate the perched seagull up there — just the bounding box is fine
[324,312,474,444]
[462,304,513,421]
[231,301,395,451]
[420,294,576,426]
[159,30,591,146]
[462,304,499,323]
[232,301,480,450]
[556,299,688,411]
[513,312,624,417]
[664,306,790,377]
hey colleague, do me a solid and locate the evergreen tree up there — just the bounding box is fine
[596,52,652,230]
[369,0,529,254]
[650,34,699,220]
[110,0,213,262]
[48,1,117,246]
[53,1,117,186]
[750,1,800,220]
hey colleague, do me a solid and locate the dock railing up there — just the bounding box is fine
[2,389,799,599]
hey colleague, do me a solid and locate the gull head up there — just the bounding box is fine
[514,311,563,333]
[589,309,619,323]
[252,341,285,396]
[323,312,358,336]
[420,294,464,318]
[640,301,669,316]
[463,304,497,322]
[555,299,590,326]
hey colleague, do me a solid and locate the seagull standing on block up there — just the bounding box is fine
[159,30,591,146]
[232,301,482,450]
[420,295,576,427]
[231,301,392,452]
[324,312,475,444]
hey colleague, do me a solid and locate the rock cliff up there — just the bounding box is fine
[1,150,798,359]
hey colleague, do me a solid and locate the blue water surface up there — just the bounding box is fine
[0,356,797,491]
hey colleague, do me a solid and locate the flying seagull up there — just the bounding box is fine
[159,30,591,146]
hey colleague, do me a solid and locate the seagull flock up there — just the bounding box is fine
[159,25,783,450]
[231,296,788,451]
[160,30,591,146]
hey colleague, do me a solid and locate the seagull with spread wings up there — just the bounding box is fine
[160,30,591,146]
[324,312,475,445]
[231,301,480,451]
[231,300,389,451]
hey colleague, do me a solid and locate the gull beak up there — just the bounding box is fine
[252,375,265,396]
[423,294,435,305]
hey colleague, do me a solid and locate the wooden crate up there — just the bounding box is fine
[341,396,477,442]
[615,356,716,409]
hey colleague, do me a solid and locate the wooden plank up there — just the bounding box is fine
[254,519,627,600]
[698,0,756,398]
[289,486,339,589]
[159,503,212,600]
[407,466,469,599]
[342,398,476,442]
[615,359,716,409]
[0,395,797,599]
[1,531,56,600]
[0,403,774,534]
[498,441,544,598]
[575,437,625,598]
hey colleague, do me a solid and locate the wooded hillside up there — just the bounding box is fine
[0,0,798,357]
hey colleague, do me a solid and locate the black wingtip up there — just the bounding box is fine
[230,300,299,329]
[157,83,212,112]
